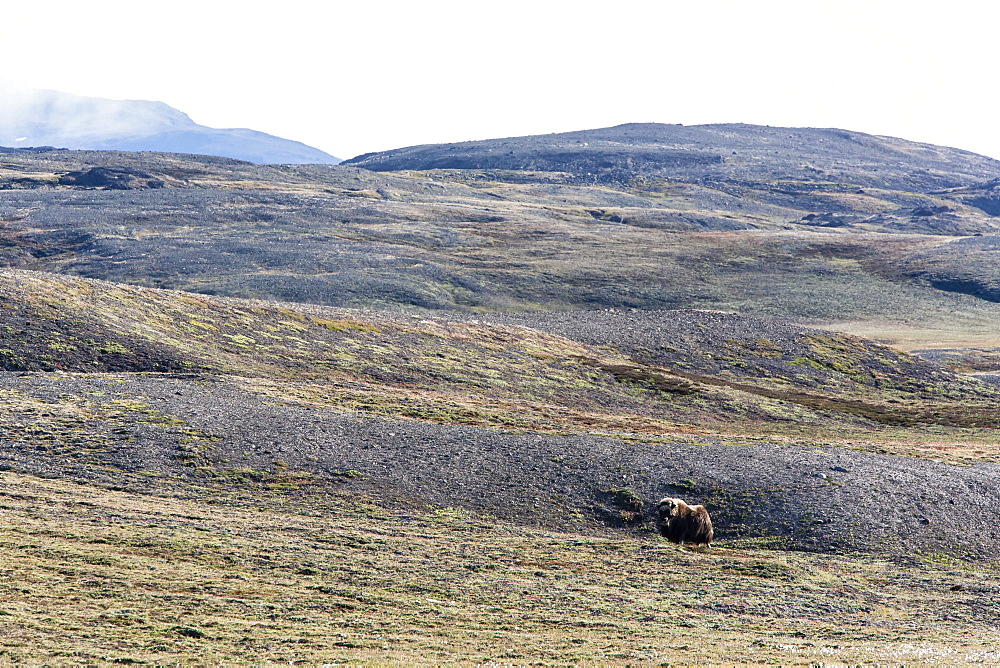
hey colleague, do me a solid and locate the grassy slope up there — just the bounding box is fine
[3,472,1000,665]
[3,268,1000,449]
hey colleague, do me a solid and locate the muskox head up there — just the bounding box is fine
[655,496,713,547]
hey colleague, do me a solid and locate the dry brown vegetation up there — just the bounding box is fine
[3,269,1000,444]
[4,472,1000,665]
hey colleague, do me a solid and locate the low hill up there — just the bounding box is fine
[0,83,340,164]
[344,122,1000,240]
[343,121,1000,193]
[3,268,1000,559]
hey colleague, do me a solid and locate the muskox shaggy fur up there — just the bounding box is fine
[655,497,713,547]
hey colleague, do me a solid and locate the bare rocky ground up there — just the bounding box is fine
[5,140,1000,321]
[4,367,1000,559]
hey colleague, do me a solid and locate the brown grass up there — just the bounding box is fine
[2,472,1000,665]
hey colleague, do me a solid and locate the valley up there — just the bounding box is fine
[2,123,1000,663]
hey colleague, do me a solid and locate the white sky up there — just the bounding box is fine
[1,0,998,160]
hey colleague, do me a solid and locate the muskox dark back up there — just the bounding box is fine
[656,497,713,546]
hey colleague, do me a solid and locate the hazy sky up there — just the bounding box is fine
[2,0,998,160]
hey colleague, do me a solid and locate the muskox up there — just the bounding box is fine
[655,497,713,547]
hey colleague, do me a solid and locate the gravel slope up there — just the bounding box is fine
[3,371,999,557]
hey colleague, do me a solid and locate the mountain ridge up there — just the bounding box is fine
[0,82,340,164]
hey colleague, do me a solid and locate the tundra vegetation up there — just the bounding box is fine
[2,124,1000,663]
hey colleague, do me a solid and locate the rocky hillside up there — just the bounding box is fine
[344,122,1000,194]
[3,143,1000,333]
[344,122,1000,243]
[4,125,1000,665]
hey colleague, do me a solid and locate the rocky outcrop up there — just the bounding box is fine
[58,166,166,190]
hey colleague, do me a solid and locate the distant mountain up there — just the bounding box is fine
[0,82,340,164]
